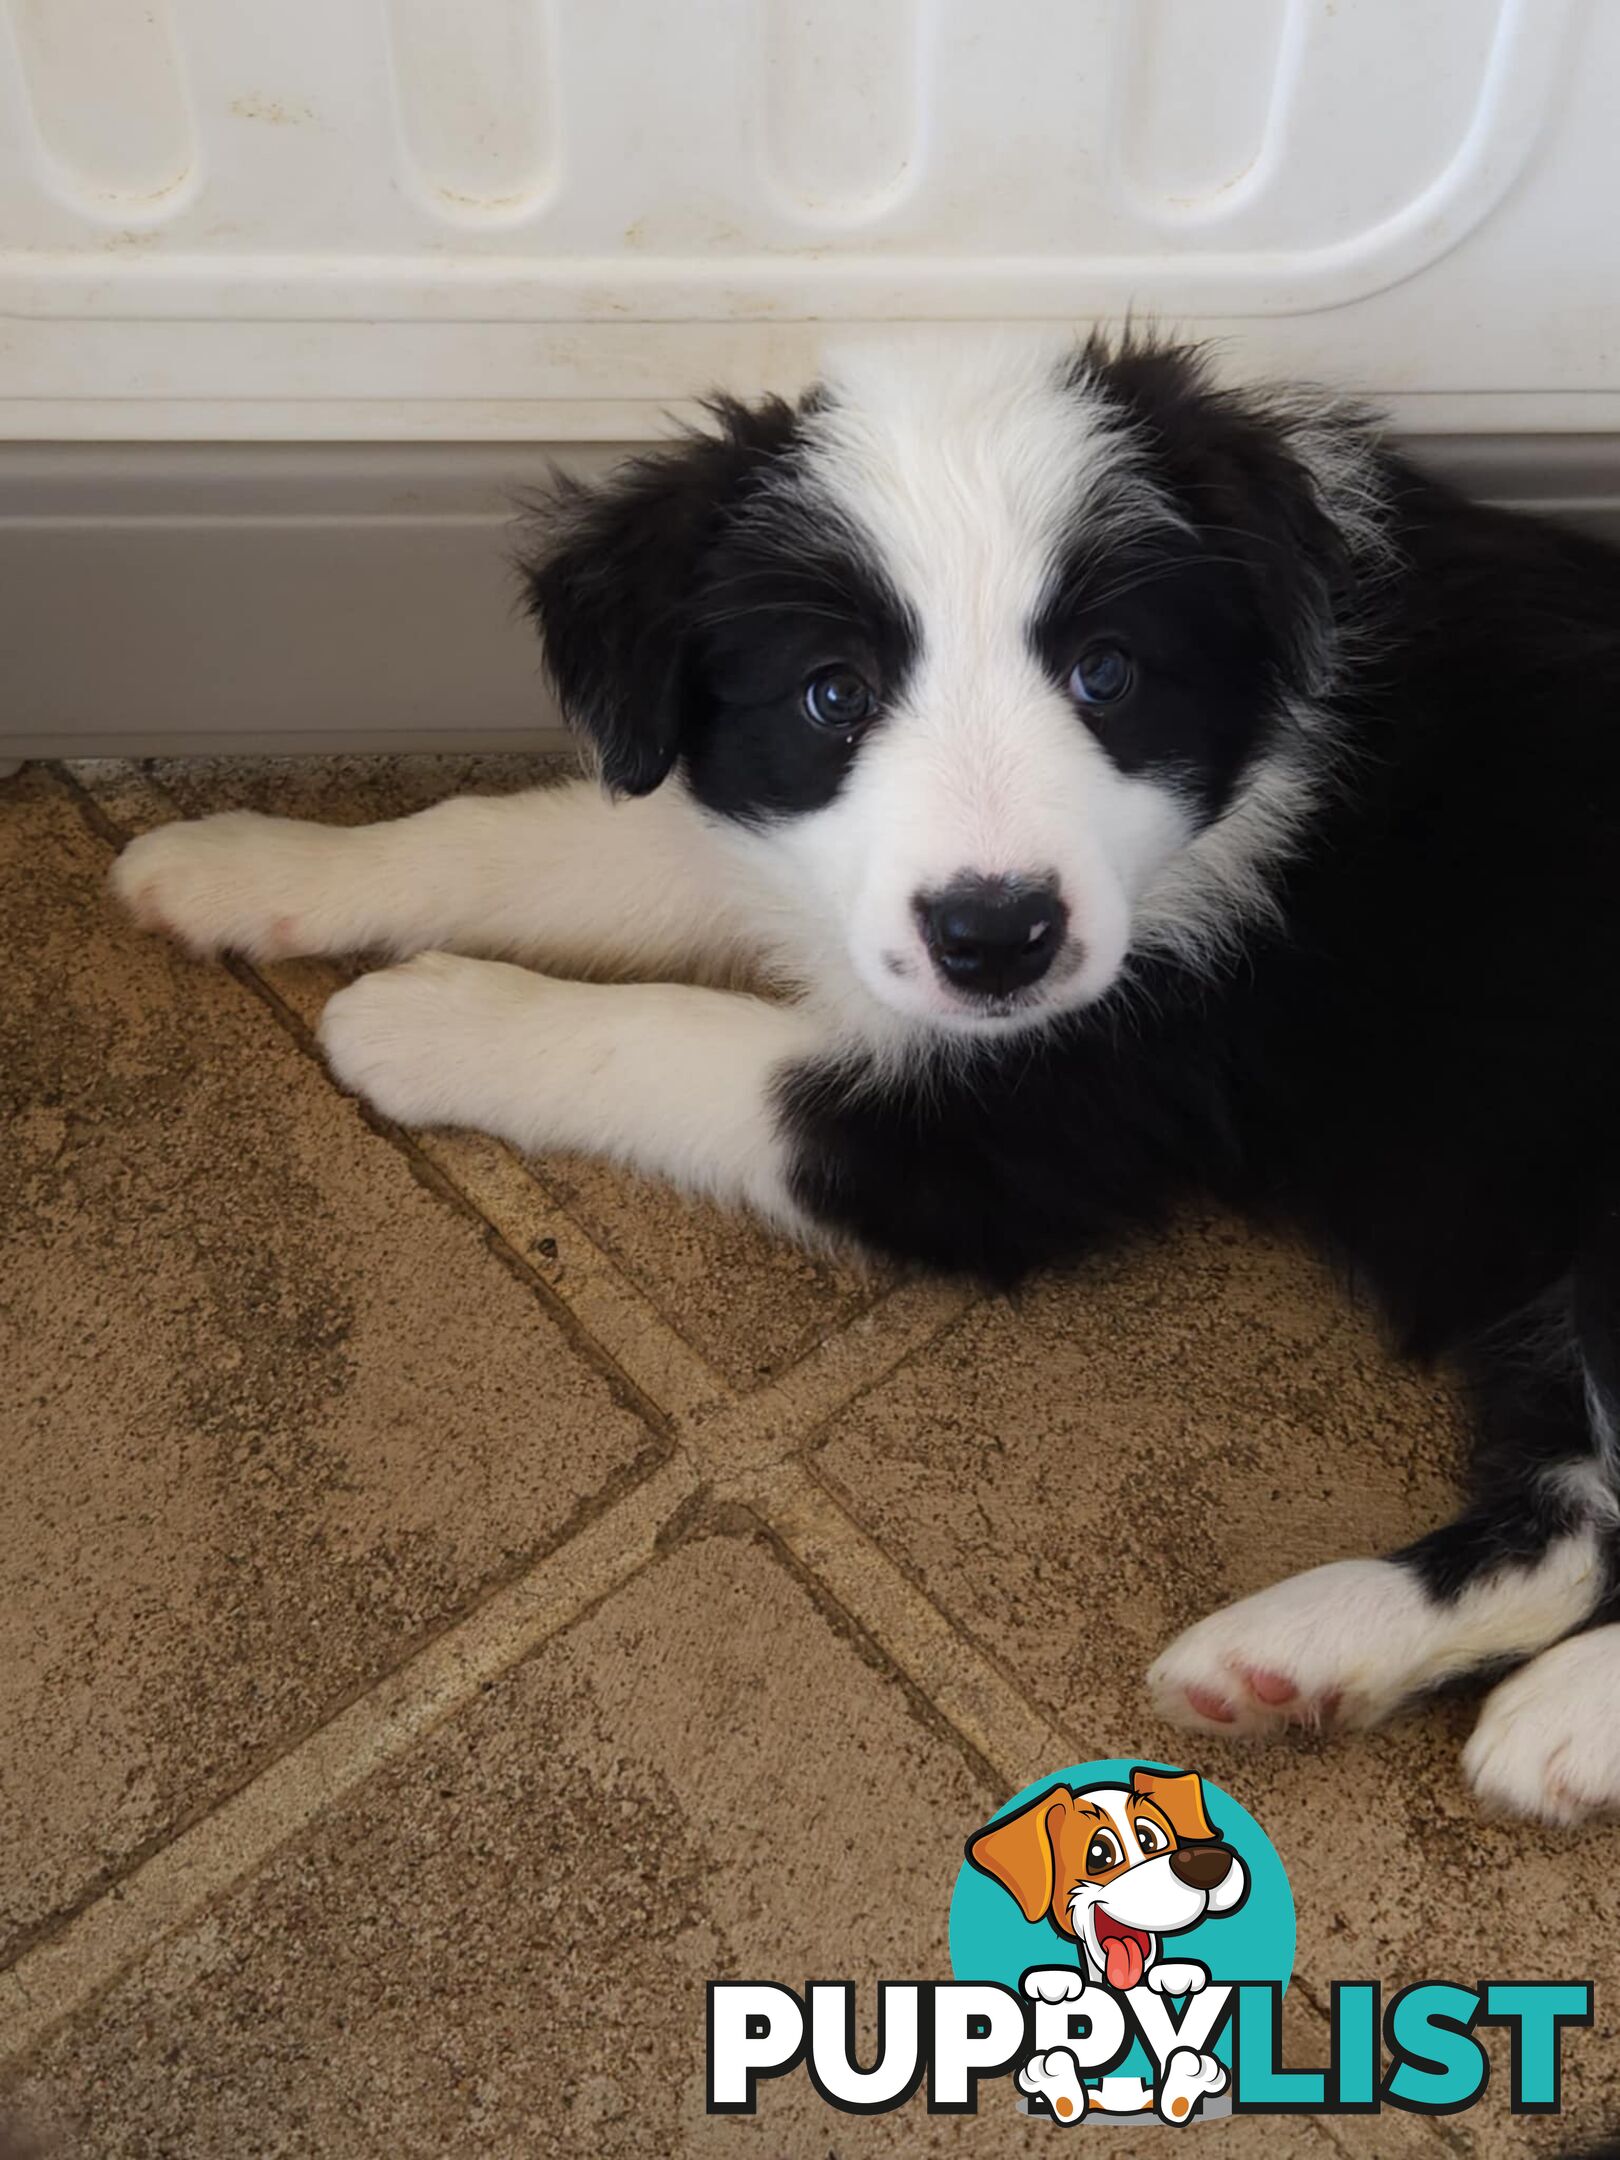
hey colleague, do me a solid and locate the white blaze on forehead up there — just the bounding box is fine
[784,343,1194,958]
[799,338,1165,624]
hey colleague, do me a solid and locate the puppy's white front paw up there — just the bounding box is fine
[1147,1558,1440,1737]
[110,813,345,961]
[319,952,538,1130]
[1145,1961,1208,1997]
[1022,1966,1087,2006]
[1463,1626,1620,1824]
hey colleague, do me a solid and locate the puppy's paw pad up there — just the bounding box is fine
[1153,1652,1345,1737]
[1245,1667,1302,1706]
[1463,1628,1620,1824]
[1148,1559,1424,1738]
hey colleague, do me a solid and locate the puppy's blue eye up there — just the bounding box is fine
[1069,645,1133,707]
[803,666,876,731]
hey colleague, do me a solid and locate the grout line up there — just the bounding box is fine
[0,1456,701,2072]
[0,1434,673,1976]
[679,1275,976,1479]
[718,1498,1005,1796]
[738,1456,1071,1792]
[401,1130,729,1427]
[798,1441,1115,1745]
[222,952,717,1436]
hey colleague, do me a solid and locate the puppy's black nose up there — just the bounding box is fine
[917,878,1066,999]
[1169,1845,1234,1892]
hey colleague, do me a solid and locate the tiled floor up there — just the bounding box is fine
[3,757,1616,2158]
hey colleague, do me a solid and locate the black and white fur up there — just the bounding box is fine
[111,336,1620,1822]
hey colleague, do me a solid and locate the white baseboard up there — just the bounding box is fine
[4,436,1620,760]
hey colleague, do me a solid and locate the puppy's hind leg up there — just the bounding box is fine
[1149,1286,1616,1756]
[1465,1214,1620,1820]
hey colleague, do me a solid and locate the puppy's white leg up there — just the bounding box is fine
[1147,1533,1605,1737]
[1463,1623,1620,1823]
[318,955,820,1227]
[110,779,755,980]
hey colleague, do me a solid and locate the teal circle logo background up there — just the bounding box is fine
[948,1760,1295,2077]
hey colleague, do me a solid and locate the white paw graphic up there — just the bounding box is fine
[1145,1961,1209,1997]
[1463,1626,1620,1824]
[1016,2047,1089,2124]
[1021,1967,1088,2006]
[110,813,343,961]
[1148,1558,1444,1736]
[1156,2046,1228,2124]
[319,952,536,1129]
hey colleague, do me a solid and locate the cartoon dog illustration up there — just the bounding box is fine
[967,1766,1248,2124]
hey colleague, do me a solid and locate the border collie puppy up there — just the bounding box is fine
[112,337,1620,1822]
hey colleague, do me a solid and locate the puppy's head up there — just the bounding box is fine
[967,1768,1248,1985]
[522,338,1375,1036]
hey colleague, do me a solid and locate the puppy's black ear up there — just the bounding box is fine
[519,397,799,795]
[1078,333,1379,693]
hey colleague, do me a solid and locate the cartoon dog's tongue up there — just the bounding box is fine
[1094,1913,1152,1990]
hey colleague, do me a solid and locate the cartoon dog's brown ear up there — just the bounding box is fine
[966,1786,1074,1924]
[1131,1767,1219,1843]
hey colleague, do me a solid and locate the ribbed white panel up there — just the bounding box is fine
[0,0,1614,437]
[386,0,556,222]
[6,0,195,214]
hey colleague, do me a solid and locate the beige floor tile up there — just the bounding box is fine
[4,1517,1349,2158]
[0,770,663,1957]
